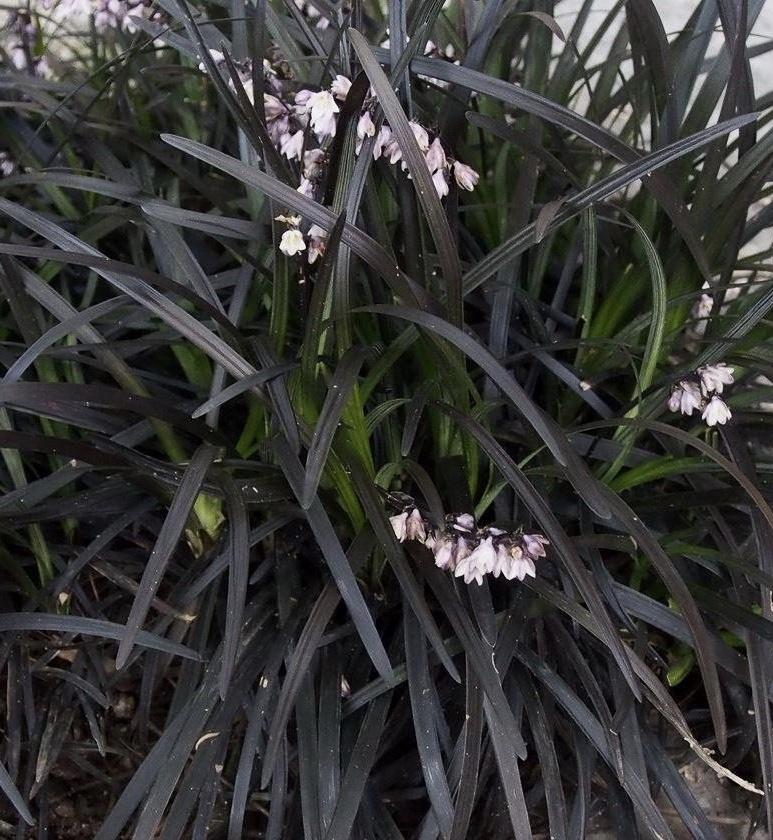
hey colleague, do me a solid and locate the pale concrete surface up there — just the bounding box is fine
[557,0,773,95]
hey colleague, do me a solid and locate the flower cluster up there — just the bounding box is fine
[198,54,481,260]
[389,508,548,586]
[667,363,734,427]
[93,0,165,33]
[274,214,326,263]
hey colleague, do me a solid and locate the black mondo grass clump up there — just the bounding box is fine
[1,1,773,837]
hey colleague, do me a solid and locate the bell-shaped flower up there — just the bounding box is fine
[279,228,306,257]
[432,168,449,198]
[455,536,496,585]
[373,125,392,159]
[390,511,409,542]
[295,89,314,108]
[267,115,290,145]
[296,178,315,198]
[453,161,479,191]
[330,74,352,100]
[307,90,339,140]
[702,395,732,426]
[306,225,327,265]
[383,136,403,165]
[409,121,430,152]
[697,363,734,396]
[692,293,713,321]
[667,380,702,416]
[405,508,427,542]
[264,93,287,121]
[280,129,304,161]
[453,513,475,533]
[425,138,447,173]
[493,542,536,581]
[522,533,549,560]
[198,48,224,72]
[355,111,376,153]
[433,536,455,570]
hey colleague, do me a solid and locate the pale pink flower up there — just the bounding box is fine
[307,90,339,139]
[311,7,329,30]
[493,543,536,581]
[295,89,314,108]
[274,214,301,226]
[453,514,475,532]
[198,48,224,72]
[409,121,430,152]
[264,93,287,121]
[425,138,447,173]
[452,537,471,570]
[330,74,352,100]
[373,125,392,159]
[433,536,455,570]
[702,395,732,426]
[522,533,549,560]
[668,380,702,416]
[267,115,290,145]
[383,136,403,165]
[698,363,734,396]
[455,536,496,585]
[292,106,309,128]
[390,511,408,542]
[0,152,14,177]
[355,111,376,153]
[453,161,479,191]
[667,389,682,413]
[693,293,713,321]
[280,129,304,161]
[296,178,315,198]
[405,508,427,542]
[432,168,449,198]
[307,225,327,265]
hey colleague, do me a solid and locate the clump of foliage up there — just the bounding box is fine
[1,1,773,837]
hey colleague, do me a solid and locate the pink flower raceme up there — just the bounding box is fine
[388,504,548,586]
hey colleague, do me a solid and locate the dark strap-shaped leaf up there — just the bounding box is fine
[115,443,218,668]
[0,759,33,825]
[358,303,612,518]
[348,28,463,328]
[302,347,368,509]
[323,692,392,840]
[0,613,200,661]
[273,437,393,681]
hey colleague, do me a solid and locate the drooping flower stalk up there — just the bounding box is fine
[387,505,549,586]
